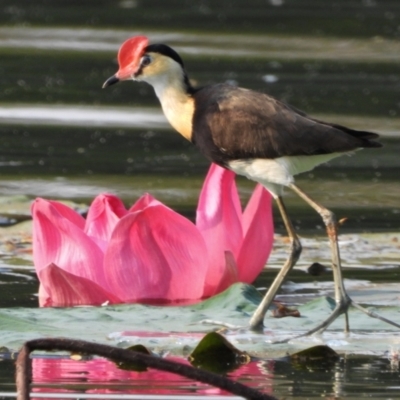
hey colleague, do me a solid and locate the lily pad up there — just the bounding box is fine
[189,332,250,374]
[1,281,400,359]
[289,345,340,369]
[116,344,152,372]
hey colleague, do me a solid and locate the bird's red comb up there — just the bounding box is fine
[116,36,149,78]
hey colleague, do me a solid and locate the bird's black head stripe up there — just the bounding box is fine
[145,44,185,67]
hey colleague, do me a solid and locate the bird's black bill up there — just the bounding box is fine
[102,75,120,89]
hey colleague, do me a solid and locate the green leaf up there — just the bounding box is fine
[193,283,262,312]
[289,345,339,369]
[189,332,250,374]
[116,344,152,372]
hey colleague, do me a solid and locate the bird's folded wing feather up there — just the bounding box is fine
[192,84,378,161]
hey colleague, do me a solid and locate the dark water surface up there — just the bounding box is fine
[2,0,400,38]
[1,1,400,398]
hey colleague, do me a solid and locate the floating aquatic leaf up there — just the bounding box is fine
[289,345,340,369]
[116,344,152,372]
[195,282,262,312]
[1,282,400,358]
[189,332,251,374]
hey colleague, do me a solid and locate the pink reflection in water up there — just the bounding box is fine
[32,356,274,397]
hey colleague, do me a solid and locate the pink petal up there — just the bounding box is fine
[236,184,274,283]
[32,198,108,289]
[38,283,50,307]
[213,250,239,294]
[85,194,127,243]
[196,164,243,297]
[31,198,85,229]
[104,204,209,303]
[38,263,121,307]
[128,193,163,213]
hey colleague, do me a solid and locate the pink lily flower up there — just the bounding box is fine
[32,164,273,307]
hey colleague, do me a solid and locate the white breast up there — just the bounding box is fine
[228,152,344,197]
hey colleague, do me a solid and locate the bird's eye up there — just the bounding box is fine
[140,55,152,67]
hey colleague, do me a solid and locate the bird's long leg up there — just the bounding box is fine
[200,196,302,332]
[288,183,400,336]
[289,183,351,333]
[290,183,350,324]
[249,196,302,331]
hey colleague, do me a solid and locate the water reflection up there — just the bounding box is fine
[29,357,274,398]
[1,354,399,399]
[2,0,400,39]
[0,106,167,128]
[4,27,400,62]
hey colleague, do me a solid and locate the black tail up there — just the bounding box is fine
[286,102,382,149]
[329,123,382,148]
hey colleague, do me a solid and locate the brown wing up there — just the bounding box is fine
[192,84,380,164]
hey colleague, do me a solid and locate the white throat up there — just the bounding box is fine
[139,62,194,141]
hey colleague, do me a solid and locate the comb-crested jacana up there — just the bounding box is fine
[103,36,400,335]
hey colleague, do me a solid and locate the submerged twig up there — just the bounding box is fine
[16,337,278,400]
